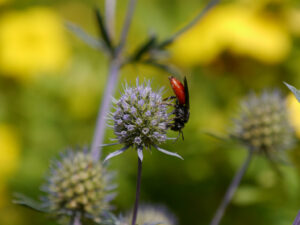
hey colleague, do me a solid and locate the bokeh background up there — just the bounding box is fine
[1,0,300,224]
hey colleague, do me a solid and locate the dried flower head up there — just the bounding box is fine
[104,79,183,161]
[121,205,177,225]
[42,150,115,223]
[232,90,294,155]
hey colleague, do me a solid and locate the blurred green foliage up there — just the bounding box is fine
[1,0,300,225]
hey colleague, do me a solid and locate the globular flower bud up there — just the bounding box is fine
[232,90,294,154]
[42,150,114,223]
[104,79,183,161]
[122,205,177,225]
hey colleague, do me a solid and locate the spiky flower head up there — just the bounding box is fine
[104,79,183,161]
[232,90,294,155]
[121,205,177,225]
[43,150,115,223]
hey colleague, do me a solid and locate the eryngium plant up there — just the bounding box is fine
[104,78,183,161]
[42,150,115,223]
[209,90,295,225]
[231,90,294,155]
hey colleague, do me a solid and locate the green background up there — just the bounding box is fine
[1,0,300,225]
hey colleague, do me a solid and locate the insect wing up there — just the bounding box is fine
[184,76,190,108]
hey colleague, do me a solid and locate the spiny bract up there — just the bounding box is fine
[232,90,294,154]
[43,150,114,223]
[104,79,183,161]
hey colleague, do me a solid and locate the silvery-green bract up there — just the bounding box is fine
[284,82,300,102]
[104,79,183,161]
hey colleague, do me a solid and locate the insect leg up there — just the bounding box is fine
[163,96,177,101]
[180,130,184,141]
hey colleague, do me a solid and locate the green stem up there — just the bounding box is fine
[209,150,253,225]
[70,212,81,225]
[131,158,143,225]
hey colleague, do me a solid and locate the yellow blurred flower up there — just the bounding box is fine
[0,7,70,80]
[0,125,23,225]
[286,8,300,37]
[286,93,300,138]
[0,184,7,208]
[0,125,20,182]
[171,4,291,66]
[0,125,19,210]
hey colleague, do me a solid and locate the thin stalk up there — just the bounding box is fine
[105,0,116,39]
[70,212,81,225]
[158,0,219,48]
[91,59,121,160]
[209,149,253,225]
[131,158,143,225]
[91,0,137,160]
[118,0,137,51]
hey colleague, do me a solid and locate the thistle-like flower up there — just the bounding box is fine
[231,90,294,155]
[42,150,115,223]
[119,205,177,225]
[104,79,183,161]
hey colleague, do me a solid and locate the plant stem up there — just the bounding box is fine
[70,212,81,225]
[105,0,116,39]
[293,211,300,225]
[131,158,143,225]
[118,0,137,51]
[91,59,121,160]
[91,0,137,160]
[158,0,219,48]
[209,150,253,225]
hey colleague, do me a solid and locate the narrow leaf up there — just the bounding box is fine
[95,8,114,54]
[284,82,300,102]
[155,146,183,160]
[132,35,157,61]
[99,143,120,147]
[13,193,48,213]
[142,61,180,76]
[104,146,129,161]
[158,0,219,48]
[65,21,105,51]
[104,193,117,202]
[203,131,230,142]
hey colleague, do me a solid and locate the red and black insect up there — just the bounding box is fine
[166,76,190,140]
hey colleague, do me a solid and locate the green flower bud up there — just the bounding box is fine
[42,150,115,223]
[232,90,294,154]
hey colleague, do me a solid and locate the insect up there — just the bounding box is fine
[165,76,190,140]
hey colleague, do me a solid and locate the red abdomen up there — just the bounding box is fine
[169,76,186,105]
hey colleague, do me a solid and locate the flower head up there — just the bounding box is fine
[231,90,294,154]
[42,150,115,223]
[104,79,183,161]
[121,204,177,225]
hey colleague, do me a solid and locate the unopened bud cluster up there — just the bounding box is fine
[43,151,110,222]
[232,90,294,154]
